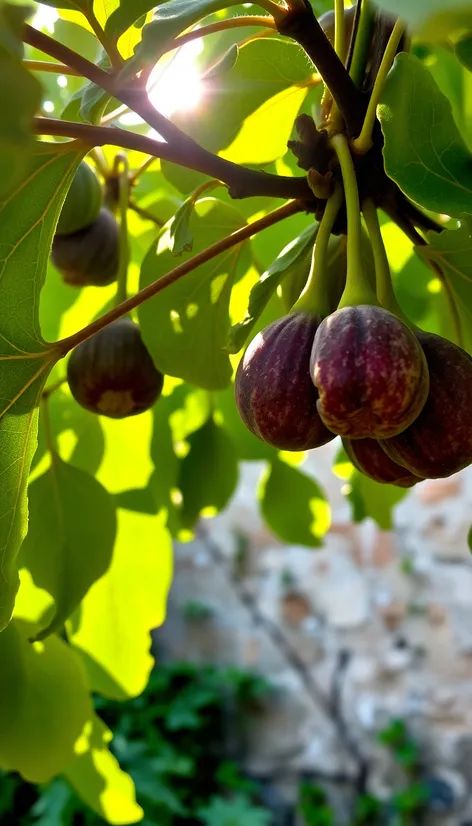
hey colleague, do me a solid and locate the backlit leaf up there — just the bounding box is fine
[20,458,116,641]
[0,143,84,630]
[379,53,472,216]
[0,619,92,782]
[259,457,330,547]
[67,508,173,700]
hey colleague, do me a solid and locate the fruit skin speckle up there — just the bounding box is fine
[343,436,421,487]
[380,331,472,478]
[310,305,430,439]
[235,312,335,451]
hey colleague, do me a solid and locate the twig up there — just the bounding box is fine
[55,200,303,356]
[277,1,364,135]
[199,527,369,787]
[128,200,165,227]
[23,59,80,75]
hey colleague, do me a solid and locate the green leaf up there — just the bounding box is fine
[468,523,472,551]
[198,794,271,826]
[0,619,92,782]
[347,470,407,530]
[130,0,244,65]
[0,143,84,630]
[259,458,330,547]
[139,198,246,390]
[178,416,239,526]
[20,458,116,641]
[455,33,472,72]
[379,53,472,217]
[0,4,42,199]
[169,198,197,256]
[39,0,91,10]
[63,714,143,825]
[229,224,316,353]
[372,0,472,40]
[67,508,173,700]
[418,219,472,352]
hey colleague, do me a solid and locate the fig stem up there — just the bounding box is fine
[361,198,407,321]
[171,17,277,52]
[293,184,343,317]
[352,19,405,155]
[334,0,346,62]
[56,200,303,357]
[330,134,377,307]
[348,0,375,87]
[115,154,130,306]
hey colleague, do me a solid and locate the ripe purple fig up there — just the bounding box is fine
[235,312,335,451]
[67,319,164,419]
[343,437,421,487]
[51,208,119,287]
[310,305,429,439]
[380,331,472,478]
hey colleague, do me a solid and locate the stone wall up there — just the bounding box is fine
[155,440,472,824]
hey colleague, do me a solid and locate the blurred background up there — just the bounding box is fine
[2,444,472,826]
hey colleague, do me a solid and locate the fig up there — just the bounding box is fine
[51,208,119,287]
[67,319,164,419]
[380,331,472,478]
[56,161,103,236]
[343,437,421,487]
[310,305,429,439]
[235,312,335,451]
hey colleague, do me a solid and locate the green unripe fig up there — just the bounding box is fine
[51,208,119,288]
[56,161,103,236]
[67,319,164,419]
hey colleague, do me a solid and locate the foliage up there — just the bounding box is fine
[0,0,471,821]
[0,661,272,824]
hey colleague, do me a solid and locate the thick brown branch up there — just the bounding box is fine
[277,1,364,135]
[33,117,312,201]
[24,25,312,201]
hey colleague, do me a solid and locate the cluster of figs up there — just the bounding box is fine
[235,291,472,486]
[52,161,163,419]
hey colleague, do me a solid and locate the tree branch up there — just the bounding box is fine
[277,1,364,135]
[55,199,303,356]
[33,116,312,201]
[25,25,313,201]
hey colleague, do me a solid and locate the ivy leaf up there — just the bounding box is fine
[259,458,331,547]
[67,508,173,700]
[0,143,85,631]
[228,224,316,353]
[20,458,116,642]
[0,4,42,199]
[379,53,472,217]
[178,417,239,527]
[139,198,247,390]
[130,0,244,65]
[418,219,472,352]
[63,714,143,825]
[0,619,92,782]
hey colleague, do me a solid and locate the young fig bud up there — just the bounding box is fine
[67,319,164,419]
[56,161,103,236]
[235,312,335,451]
[51,208,119,288]
[310,306,429,439]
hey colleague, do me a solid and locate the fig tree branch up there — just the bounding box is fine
[23,60,80,75]
[277,1,364,135]
[56,199,304,356]
[25,26,313,201]
[33,116,312,201]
